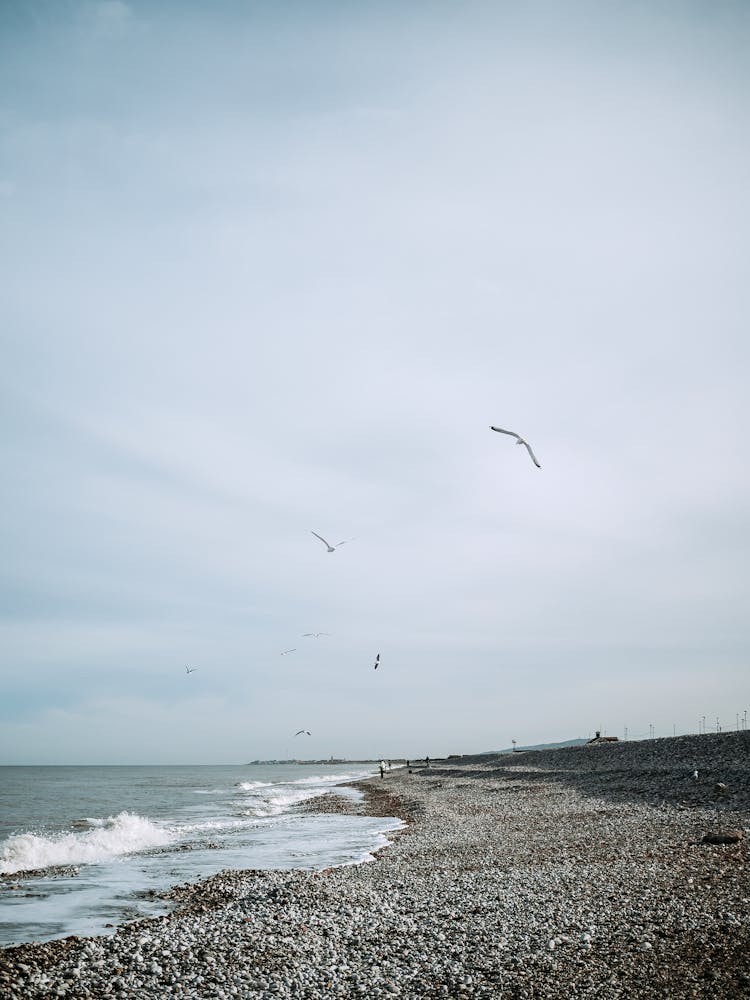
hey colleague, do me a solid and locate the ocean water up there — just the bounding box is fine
[0,763,400,948]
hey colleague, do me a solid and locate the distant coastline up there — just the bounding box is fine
[7,732,749,997]
[246,758,384,765]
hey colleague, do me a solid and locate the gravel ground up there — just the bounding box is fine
[2,731,749,998]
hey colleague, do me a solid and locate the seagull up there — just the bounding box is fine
[185,666,198,674]
[490,426,541,468]
[280,648,297,656]
[302,633,332,638]
[373,653,380,670]
[692,770,699,781]
[311,531,355,553]
[294,730,311,736]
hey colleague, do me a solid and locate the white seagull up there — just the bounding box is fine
[185,666,198,674]
[302,632,332,638]
[311,531,354,553]
[294,730,311,736]
[490,426,541,468]
[280,648,297,656]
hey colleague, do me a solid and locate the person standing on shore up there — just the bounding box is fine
[379,760,385,779]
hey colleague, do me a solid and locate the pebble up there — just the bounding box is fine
[1,731,748,998]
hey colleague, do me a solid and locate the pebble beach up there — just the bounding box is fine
[2,731,749,999]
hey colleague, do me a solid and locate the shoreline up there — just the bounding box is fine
[2,732,749,998]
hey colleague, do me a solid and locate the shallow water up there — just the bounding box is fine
[0,763,400,946]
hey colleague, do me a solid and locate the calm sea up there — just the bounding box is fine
[0,763,400,948]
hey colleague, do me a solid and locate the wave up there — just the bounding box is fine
[181,818,248,833]
[285,773,366,786]
[232,768,375,818]
[237,783,359,817]
[0,812,174,875]
[248,789,325,816]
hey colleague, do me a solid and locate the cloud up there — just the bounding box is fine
[1,0,749,761]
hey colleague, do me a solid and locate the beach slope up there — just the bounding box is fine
[2,732,749,998]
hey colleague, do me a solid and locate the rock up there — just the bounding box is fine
[5,732,750,999]
[701,829,744,845]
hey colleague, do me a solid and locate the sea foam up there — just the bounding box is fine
[236,772,364,816]
[0,812,173,875]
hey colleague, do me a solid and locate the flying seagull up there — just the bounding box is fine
[280,648,297,656]
[185,666,198,674]
[374,653,380,670]
[490,426,541,468]
[294,730,311,736]
[311,531,354,553]
[302,632,332,638]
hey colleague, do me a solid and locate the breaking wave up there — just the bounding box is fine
[0,812,174,875]
[235,771,368,816]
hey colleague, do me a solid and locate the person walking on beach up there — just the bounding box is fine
[379,760,385,779]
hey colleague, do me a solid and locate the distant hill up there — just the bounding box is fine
[481,738,589,755]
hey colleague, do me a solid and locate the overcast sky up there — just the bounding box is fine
[1,0,749,764]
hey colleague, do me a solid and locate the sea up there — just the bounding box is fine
[0,762,401,948]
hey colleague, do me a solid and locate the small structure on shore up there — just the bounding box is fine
[587,731,619,745]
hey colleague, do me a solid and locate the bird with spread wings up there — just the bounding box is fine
[310,531,355,553]
[490,426,541,468]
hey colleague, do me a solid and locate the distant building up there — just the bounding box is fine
[587,731,619,745]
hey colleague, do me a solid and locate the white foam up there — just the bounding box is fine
[266,789,324,809]
[0,812,174,875]
[181,818,247,833]
[286,773,365,786]
[244,794,313,817]
[236,776,364,817]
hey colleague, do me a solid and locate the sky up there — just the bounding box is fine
[1,0,749,764]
